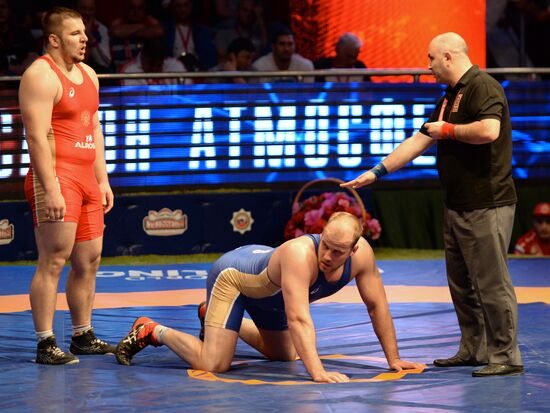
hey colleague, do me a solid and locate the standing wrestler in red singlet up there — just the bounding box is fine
[19,6,115,365]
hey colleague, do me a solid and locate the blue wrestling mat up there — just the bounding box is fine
[1,259,549,413]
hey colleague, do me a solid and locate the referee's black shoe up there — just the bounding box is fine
[433,355,486,367]
[472,364,524,377]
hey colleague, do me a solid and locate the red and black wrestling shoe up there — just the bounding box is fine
[198,301,206,341]
[115,316,160,366]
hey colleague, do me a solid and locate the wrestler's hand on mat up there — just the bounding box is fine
[313,370,350,383]
[340,171,376,190]
[389,359,427,371]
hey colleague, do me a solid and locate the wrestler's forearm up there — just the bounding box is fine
[288,319,326,380]
[369,307,400,365]
[93,128,110,185]
[93,159,109,185]
[26,136,58,192]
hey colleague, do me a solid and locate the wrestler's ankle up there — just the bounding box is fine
[153,325,169,345]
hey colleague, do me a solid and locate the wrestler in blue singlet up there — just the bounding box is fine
[205,234,353,332]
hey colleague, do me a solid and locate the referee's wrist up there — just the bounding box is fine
[441,122,456,140]
[369,162,388,179]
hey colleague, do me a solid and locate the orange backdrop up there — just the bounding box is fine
[290,0,486,81]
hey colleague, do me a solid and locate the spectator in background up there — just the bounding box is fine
[109,0,164,71]
[21,3,48,55]
[515,0,550,78]
[252,25,313,83]
[120,35,188,85]
[208,36,255,83]
[164,0,217,71]
[485,0,536,80]
[313,32,370,83]
[210,0,240,29]
[515,202,550,256]
[214,0,267,64]
[0,0,39,76]
[75,0,112,73]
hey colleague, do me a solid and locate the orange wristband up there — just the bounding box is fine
[441,122,456,140]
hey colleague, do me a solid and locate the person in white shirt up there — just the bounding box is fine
[214,0,267,63]
[208,37,256,84]
[120,36,188,85]
[163,0,217,71]
[313,32,370,83]
[252,25,313,83]
[76,0,112,72]
[109,0,164,71]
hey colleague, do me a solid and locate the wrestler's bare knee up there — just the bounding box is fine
[209,361,232,373]
[39,255,68,276]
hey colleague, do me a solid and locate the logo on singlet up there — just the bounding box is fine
[0,219,14,245]
[143,208,188,236]
[252,249,272,254]
[69,87,75,98]
[230,208,254,235]
[75,134,96,149]
[310,286,321,296]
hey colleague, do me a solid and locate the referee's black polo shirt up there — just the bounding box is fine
[420,65,517,211]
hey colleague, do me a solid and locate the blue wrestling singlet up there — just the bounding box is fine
[205,234,353,332]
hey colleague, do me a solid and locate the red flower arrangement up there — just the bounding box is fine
[283,191,382,241]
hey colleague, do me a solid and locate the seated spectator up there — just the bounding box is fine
[164,0,217,71]
[485,0,536,80]
[514,0,550,78]
[119,36,188,86]
[109,0,164,71]
[208,37,255,83]
[22,4,47,55]
[313,32,370,82]
[75,0,112,73]
[210,0,240,29]
[214,0,267,63]
[252,25,313,83]
[0,0,39,76]
[515,202,550,256]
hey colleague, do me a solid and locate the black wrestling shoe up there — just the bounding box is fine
[198,301,206,341]
[70,329,116,355]
[472,364,524,377]
[433,355,486,367]
[36,336,79,365]
[115,317,160,366]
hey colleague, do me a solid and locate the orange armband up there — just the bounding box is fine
[441,122,456,140]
